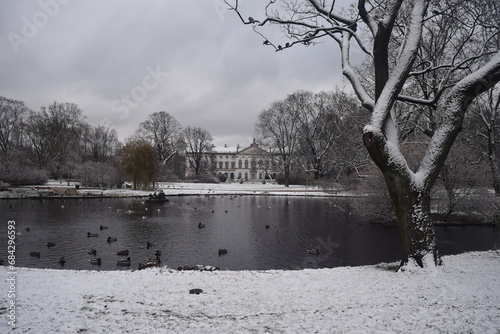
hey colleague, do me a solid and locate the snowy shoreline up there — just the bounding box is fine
[1,251,499,333]
[0,181,350,199]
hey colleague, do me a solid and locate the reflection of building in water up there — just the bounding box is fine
[185,141,279,181]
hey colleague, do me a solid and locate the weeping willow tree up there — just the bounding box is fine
[120,140,158,190]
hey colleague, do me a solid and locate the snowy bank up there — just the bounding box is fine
[1,251,499,333]
[1,181,347,199]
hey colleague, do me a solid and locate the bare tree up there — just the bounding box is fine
[227,0,500,267]
[0,96,29,165]
[296,90,368,180]
[136,111,184,165]
[472,84,500,195]
[183,126,213,176]
[256,93,303,187]
[25,102,86,178]
[81,125,120,163]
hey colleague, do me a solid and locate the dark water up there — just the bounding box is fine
[0,196,498,271]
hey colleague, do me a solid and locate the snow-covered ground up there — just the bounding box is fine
[2,180,347,198]
[1,251,499,333]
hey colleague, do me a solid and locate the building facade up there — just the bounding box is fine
[185,142,278,181]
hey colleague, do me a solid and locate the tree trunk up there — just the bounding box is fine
[284,164,290,187]
[364,131,441,268]
[314,157,320,180]
[487,126,500,195]
[383,171,441,267]
[440,164,457,219]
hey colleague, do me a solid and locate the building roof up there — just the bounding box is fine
[210,142,270,155]
[212,145,241,154]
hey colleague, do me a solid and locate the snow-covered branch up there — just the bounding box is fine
[416,52,500,190]
[367,0,428,135]
[340,31,375,112]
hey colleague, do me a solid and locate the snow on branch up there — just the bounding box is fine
[225,0,371,55]
[415,52,500,190]
[340,31,375,112]
[367,0,427,135]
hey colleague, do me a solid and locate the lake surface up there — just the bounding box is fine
[1,196,498,271]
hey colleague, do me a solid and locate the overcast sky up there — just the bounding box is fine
[0,0,349,147]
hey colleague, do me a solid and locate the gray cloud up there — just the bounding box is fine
[0,0,344,147]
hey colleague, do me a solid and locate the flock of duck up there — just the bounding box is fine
[21,194,321,270]
[27,224,162,270]
[83,224,163,270]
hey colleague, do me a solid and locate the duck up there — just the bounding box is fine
[25,227,31,232]
[218,249,228,255]
[87,248,97,255]
[307,249,320,255]
[117,257,131,266]
[29,252,40,258]
[146,241,156,249]
[99,225,108,230]
[198,223,206,229]
[147,257,160,264]
[107,237,118,242]
[58,257,66,265]
[47,242,56,248]
[117,250,129,256]
[87,232,98,237]
[154,250,162,257]
[265,224,270,229]
[138,262,160,270]
[89,258,102,265]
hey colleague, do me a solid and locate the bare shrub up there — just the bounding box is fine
[74,161,119,188]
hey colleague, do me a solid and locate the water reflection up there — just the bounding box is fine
[0,196,498,271]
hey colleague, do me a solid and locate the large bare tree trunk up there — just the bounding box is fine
[383,171,440,266]
[364,131,440,267]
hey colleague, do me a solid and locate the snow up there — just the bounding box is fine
[1,251,499,333]
[4,181,347,199]
[211,145,241,154]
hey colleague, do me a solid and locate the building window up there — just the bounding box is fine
[244,172,248,179]
[225,161,229,169]
[219,161,223,169]
[238,160,242,168]
[231,162,235,169]
[244,160,249,168]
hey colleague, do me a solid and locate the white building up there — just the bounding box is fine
[186,141,278,181]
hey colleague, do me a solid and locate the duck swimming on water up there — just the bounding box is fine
[117,257,131,266]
